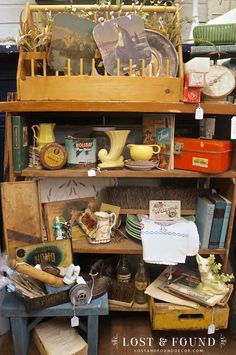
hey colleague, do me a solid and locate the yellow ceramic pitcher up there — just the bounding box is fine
[31,123,56,150]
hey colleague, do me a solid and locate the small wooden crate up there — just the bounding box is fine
[17,4,183,103]
[149,297,229,330]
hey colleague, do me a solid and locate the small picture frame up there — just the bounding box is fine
[149,200,181,221]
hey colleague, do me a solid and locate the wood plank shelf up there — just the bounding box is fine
[17,167,236,179]
[1,101,236,114]
[72,236,227,255]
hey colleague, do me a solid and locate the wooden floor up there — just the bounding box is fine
[1,312,236,355]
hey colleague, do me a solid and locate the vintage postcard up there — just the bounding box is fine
[149,200,181,221]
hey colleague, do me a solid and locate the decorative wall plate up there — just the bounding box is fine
[145,29,179,77]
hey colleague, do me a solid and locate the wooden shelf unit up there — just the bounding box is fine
[1,101,236,273]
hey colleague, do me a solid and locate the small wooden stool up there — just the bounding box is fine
[0,292,109,355]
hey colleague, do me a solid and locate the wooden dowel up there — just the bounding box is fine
[80,57,83,75]
[129,59,133,76]
[30,4,176,14]
[67,58,71,76]
[166,59,170,77]
[43,58,46,76]
[31,59,35,77]
[141,59,145,77]
[117,58,120,76]
[91,58,95,76]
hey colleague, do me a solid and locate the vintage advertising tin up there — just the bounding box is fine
[40,143,67,170]
[174,138,232,173]
[65,137,96,167]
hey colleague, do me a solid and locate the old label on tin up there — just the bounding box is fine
[40,143,67,170]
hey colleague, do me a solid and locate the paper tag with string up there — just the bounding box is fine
[195,104,204,120]
[71,299,79,327]
[208,307,215,334]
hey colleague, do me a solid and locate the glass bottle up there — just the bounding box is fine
[116,255,131,283]
[135,257,148,304]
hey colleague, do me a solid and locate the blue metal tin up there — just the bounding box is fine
[65,137,96,166]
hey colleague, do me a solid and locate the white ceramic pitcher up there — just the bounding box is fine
[94,211,117,243]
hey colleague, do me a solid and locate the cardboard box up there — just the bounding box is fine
[149,297,229,330]
[33,317,88,355]
[174,137,232,173]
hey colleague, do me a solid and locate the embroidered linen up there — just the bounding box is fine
[140,216,199,265]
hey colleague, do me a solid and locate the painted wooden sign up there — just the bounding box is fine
[16,239,73,267]
[93,14,151,76]
[48,13,96,74]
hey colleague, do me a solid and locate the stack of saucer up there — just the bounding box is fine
[125,214,141,240]
[124,159,158,171]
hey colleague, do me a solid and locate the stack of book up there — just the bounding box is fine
[145,264,232,308]
[195,192,232,250]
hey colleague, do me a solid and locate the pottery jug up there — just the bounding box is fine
[127,144,160,161]
[31,123,56,150]
[94,211,117,243]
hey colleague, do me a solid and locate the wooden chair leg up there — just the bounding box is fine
[87,315,99,355]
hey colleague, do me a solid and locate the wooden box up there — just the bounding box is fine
[17,4,183,103]
[33,317,88,355]
[149,297,229,330]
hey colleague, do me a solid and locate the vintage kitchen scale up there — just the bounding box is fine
[201,64,236,102]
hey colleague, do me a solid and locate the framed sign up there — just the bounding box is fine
[149,200,181,221]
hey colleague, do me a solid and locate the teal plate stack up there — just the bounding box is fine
[125,215,141,241]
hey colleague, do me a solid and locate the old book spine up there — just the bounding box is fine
[12,115,29,173]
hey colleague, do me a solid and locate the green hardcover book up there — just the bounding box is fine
[12,115,29,172]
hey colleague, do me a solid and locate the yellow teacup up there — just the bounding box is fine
[127,144,160,161]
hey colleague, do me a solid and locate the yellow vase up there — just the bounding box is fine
[98,130,130,169]
[31,123,56,150]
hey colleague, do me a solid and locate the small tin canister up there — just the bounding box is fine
[65,136,96,167]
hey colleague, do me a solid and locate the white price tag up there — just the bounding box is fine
[71,316,79,327]
[88,169,96,177]
[208,323,215,335]
[231,116,236,139]
[195,106,204,120]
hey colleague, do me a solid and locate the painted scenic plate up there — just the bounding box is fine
[145,29,179,77]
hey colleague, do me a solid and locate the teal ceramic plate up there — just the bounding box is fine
[127,214,141,227]
[126,220,141,233]
[125,226,141,240]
